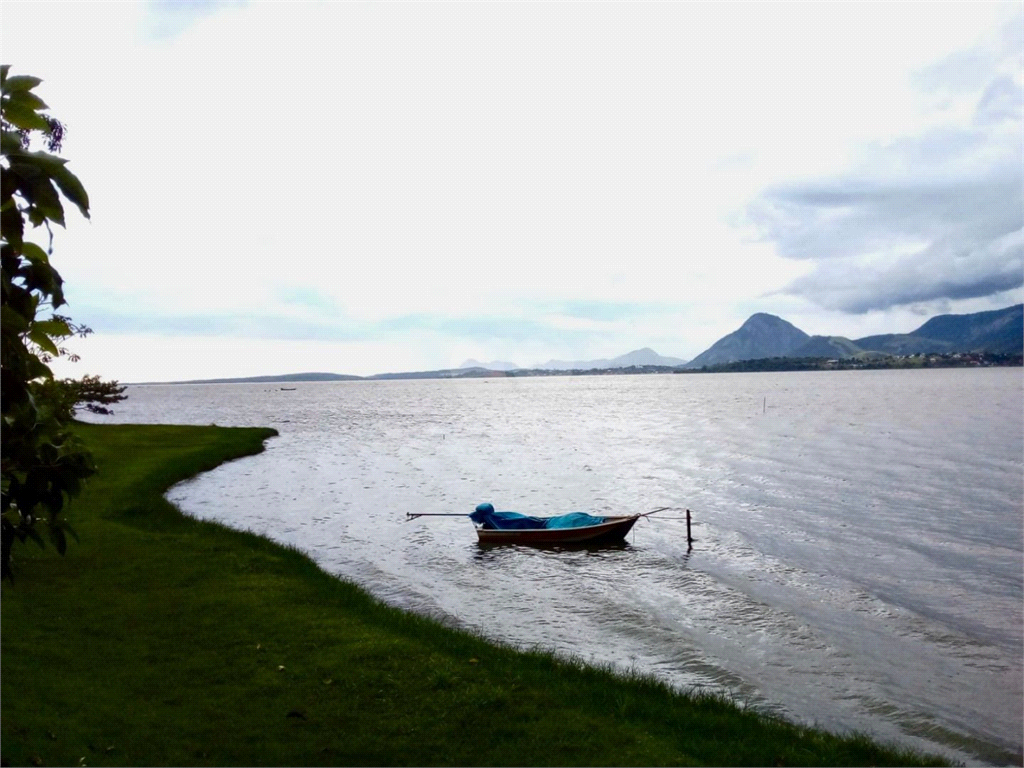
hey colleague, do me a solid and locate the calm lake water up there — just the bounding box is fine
[90,369,1023,765]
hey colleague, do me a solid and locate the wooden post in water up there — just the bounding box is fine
[686,509,693,549]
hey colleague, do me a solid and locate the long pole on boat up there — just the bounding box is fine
[413,507,672,520]
[640,507,672,517]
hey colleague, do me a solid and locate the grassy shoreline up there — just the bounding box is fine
[2,422,950,766]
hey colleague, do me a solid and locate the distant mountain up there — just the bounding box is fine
[685,304,1022,369]
[155,305,1020,385]
[857,304,1023,355]
[612,348,689,367]
[914,303,1022,346]
[534,347,687,370]
[459,358,520,371]
[684,314,810,368]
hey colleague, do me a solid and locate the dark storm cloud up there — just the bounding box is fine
[746,19,1023,314]
[749,163,1022,312]
[779,226,1023,313]
[750,170,1021,262]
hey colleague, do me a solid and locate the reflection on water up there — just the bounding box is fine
[96,369,1023,765]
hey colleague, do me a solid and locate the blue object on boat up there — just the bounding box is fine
[544,511,607,528]
[470,503,606,530]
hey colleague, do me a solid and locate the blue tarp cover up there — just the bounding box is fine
[470,503,606,530]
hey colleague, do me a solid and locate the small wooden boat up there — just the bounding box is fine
[406,504,679,547]
[475,514,639,545]
[468,503,642,546]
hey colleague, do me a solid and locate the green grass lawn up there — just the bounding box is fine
[1,422,951,766]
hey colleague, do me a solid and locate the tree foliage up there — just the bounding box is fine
[33,375,128,423]
[1,66,95,580]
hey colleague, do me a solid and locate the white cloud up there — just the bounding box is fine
[5,0,1022,380]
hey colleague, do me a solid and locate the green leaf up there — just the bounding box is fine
[33,319,71,338]
[49,165,90,219]
[6,90,48,112]
[1,92,49,131]
[25,354,54,380]
[24,526,45,549]
[14,169,66,227]
[61,520,80,544]
[49,523,67,556]
[1,127,23,154]
[2,75,44,94]
[20,240,50,264]
[21,150,69,169]
[1,200,24,247]
[28,325,60,355]
[22,258,65,303]
[1,304,29,334]
[10,153,85,219]
[0,65,9,85]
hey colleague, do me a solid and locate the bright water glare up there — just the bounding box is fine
[92,369,1023,765]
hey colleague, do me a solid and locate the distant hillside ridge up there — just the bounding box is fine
[855,304,1023,355]
[684,314,810,369]
[847,333,954,356]
[151,304,1021,385]
[368,366,505,380]
[459,359,520,371]
[790,336,881,359]
[148,372,365,385]
[535,347,687,370]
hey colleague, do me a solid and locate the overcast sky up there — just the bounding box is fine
[4,0,1021,381]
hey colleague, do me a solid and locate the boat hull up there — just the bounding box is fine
[474,515,639,545]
